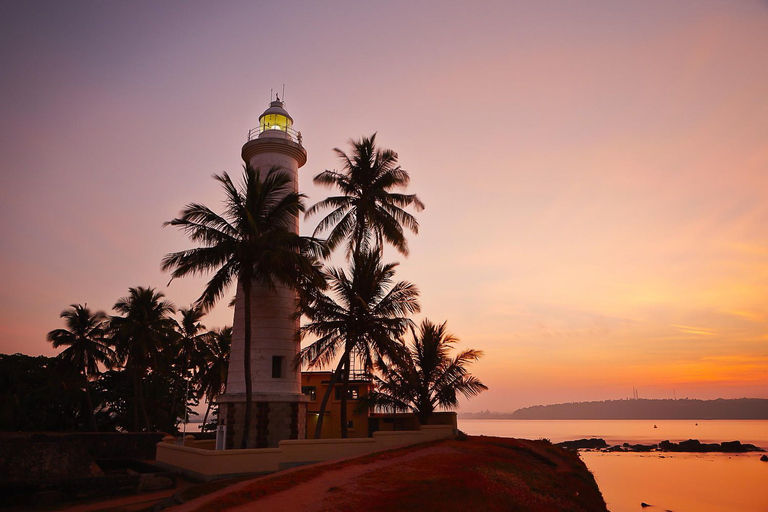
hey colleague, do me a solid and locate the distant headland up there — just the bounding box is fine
[462,398,768,420]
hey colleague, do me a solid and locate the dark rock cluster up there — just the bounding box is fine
[557,437,765,453]
[658,439,764,453]
[556,438,609,450]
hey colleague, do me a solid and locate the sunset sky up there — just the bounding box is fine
[1,1,766,411]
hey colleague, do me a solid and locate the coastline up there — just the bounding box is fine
[458,418,768,450]
[460,419,768,512]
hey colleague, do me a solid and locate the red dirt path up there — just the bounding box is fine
[173,436,606,512]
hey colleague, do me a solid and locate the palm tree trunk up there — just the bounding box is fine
[418,383,432,425]
[340,355,351,438]
[241,278,253,449]
[169,365,181,432]
[202,399,212,431]
[417,400,433,425]
[83,372,98,432]
[132,371,141,432]
[313,355,346,439]
[353,209,366,257]
[137,369,151,431]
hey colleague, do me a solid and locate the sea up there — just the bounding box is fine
[458,419,768,512]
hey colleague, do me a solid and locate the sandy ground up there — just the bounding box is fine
[172,445,456,512]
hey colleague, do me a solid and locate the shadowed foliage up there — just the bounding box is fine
[168,305,211,431]
[0,354,85,431]
[198,325,231,430]
[110,286,177,431]
[162,166,325,447]
[46,304,115,431]
[358,319,487,425]
[93,367,191,432]
[299,249,420,438]
[307,133,424,258]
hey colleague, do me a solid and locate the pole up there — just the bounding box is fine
[182,354,190,437]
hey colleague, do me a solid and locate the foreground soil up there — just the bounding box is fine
[176,436,607,512]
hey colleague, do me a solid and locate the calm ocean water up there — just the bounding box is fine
[459,419,768,512]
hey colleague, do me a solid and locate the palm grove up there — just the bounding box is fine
[4,134,486,437]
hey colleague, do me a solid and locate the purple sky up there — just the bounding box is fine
[2,1,767,411]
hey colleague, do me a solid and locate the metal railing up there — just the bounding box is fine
[349,369,373,381]
[247,125,303,146]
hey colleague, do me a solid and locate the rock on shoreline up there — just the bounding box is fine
[557,438,765,453]
[556,438,609,450]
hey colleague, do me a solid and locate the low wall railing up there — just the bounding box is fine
[156,424,455,481]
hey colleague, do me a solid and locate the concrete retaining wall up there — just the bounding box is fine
[155,425,455,481]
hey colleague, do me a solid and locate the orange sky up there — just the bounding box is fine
[1,1,766,411]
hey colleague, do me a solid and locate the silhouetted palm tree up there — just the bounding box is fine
[358,319,487,425]
[46,304,114,431]
[198,326,231,430]
[169,305,210,432]
[299,249,420,438]
[110,287,176,431]
[162,166,325,447]
[307,133,424,258]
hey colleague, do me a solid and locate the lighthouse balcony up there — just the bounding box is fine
[248,125,303,146]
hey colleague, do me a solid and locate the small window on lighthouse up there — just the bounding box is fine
[272,356,285,378]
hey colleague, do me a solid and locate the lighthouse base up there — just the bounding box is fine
[216,393,308,449]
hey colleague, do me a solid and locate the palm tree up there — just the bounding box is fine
[46,304,114,431]
[169,305,210,432]
[198,326,231,430]
[110,287,177,431]
[299,249,420,438]
[358,319,487,425]
[162,166,325,448]
[307,133,424,258]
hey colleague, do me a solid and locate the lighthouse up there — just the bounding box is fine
[216,96,308,449]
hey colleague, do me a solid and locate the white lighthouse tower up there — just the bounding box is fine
[217,96,308,449]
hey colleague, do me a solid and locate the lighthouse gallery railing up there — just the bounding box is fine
[247,125,303,146]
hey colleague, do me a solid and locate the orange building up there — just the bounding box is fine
[300,372,458,439]
[301,371,373,439]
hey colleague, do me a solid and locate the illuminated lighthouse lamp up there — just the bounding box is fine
[260,98,292,132]
[248,96,301,144]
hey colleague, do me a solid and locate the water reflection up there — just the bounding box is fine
[459,419,768,511]
[581,452,768,512]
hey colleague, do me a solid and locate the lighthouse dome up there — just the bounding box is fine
[259,99,294,135]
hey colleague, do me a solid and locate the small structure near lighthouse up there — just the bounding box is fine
[215,97,309,449]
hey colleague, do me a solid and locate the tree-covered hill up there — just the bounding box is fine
[463,398,768,420]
